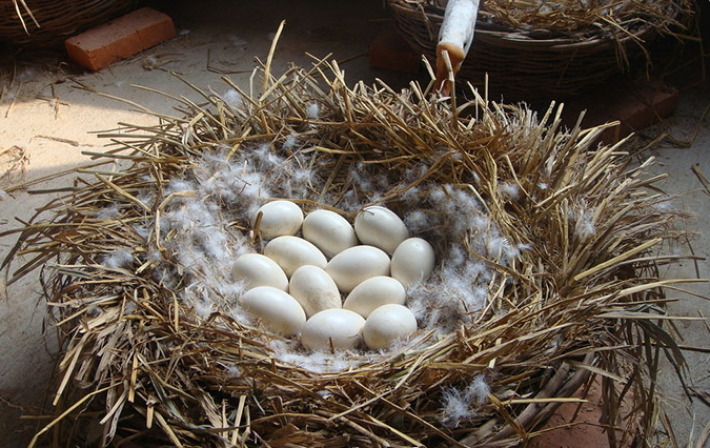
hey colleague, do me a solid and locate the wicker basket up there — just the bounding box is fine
[0,0,138,48]
[388,0,672,101]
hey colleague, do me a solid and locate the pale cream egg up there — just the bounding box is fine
[289,265,342,318]
[363,304,417,350]
[252,200,304,239]
[231,253,289,291]
[343,276,406,318]
[302,209,358,258]
[353,206,409,254]
[325,245,390,293]
[301,308,366,350]
[264,236,328,277]
[239,286,306,336]
[390,238,436,288]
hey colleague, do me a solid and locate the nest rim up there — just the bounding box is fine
[2,51,693,448]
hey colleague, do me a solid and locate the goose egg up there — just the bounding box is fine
[354,206,409,254]
[264,236,327,277]
[343,276,406,318]
[252,200,304,239]
[391,238,436,288]
[289,265,342,318]
[239,286,306,336]
[363,304,417,350]
[302,209,358,258]
[231,253,288,291]
[325,245,390,293]
[301,308,366,350]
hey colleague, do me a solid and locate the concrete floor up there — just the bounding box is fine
[647,85,710,445]
[0,1,708,447]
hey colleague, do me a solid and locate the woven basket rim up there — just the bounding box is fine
[0,0,138,48]
[387,0,658,46]
[386,0,679,100]
[474,27,651,49]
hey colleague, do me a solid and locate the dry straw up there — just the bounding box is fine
[1,40,700,447]
[388,0,695,100]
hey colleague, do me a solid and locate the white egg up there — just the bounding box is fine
[264,236,328,277]
[302,209,358,258]
[239,286,306,336]
[289,265,342,318]
[231,253,289,291]
[391,238,436,288]
[343,276,406,318]
[354,206,409,254]
[252,200,304,239]
[325,245,390,293]
[301,308,366,350]
[363,304,418,350]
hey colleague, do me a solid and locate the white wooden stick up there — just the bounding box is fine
[438,0,480,57]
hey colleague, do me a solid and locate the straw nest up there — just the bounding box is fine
[3,44,695,448]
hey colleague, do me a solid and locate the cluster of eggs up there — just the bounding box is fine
[232,200,435,351]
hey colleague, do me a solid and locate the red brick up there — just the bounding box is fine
[369,25,421,74]
[65,7,176,71]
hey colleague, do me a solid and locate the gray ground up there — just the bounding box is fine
[1,1,708,447]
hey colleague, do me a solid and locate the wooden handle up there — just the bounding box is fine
[435,42,466,95]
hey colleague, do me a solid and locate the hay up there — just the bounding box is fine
[1,50,698,448]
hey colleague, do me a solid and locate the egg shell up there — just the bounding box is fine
[264,236,328,277]
[363,304,418,350]
[343,276,406,318]
[289,265,342,318]
[231,253,289,291]
[302,209,358,258]
[252,200,304,239]
[391,238,436,288]
[239,286,306,336]
[354,206,409,254]
[325,245,390,293]
[301,308,366,350]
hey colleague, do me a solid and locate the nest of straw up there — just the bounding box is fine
[389,0,694,100]
[2,44,694,448]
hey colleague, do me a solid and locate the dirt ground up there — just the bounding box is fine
[1,1,709,447]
